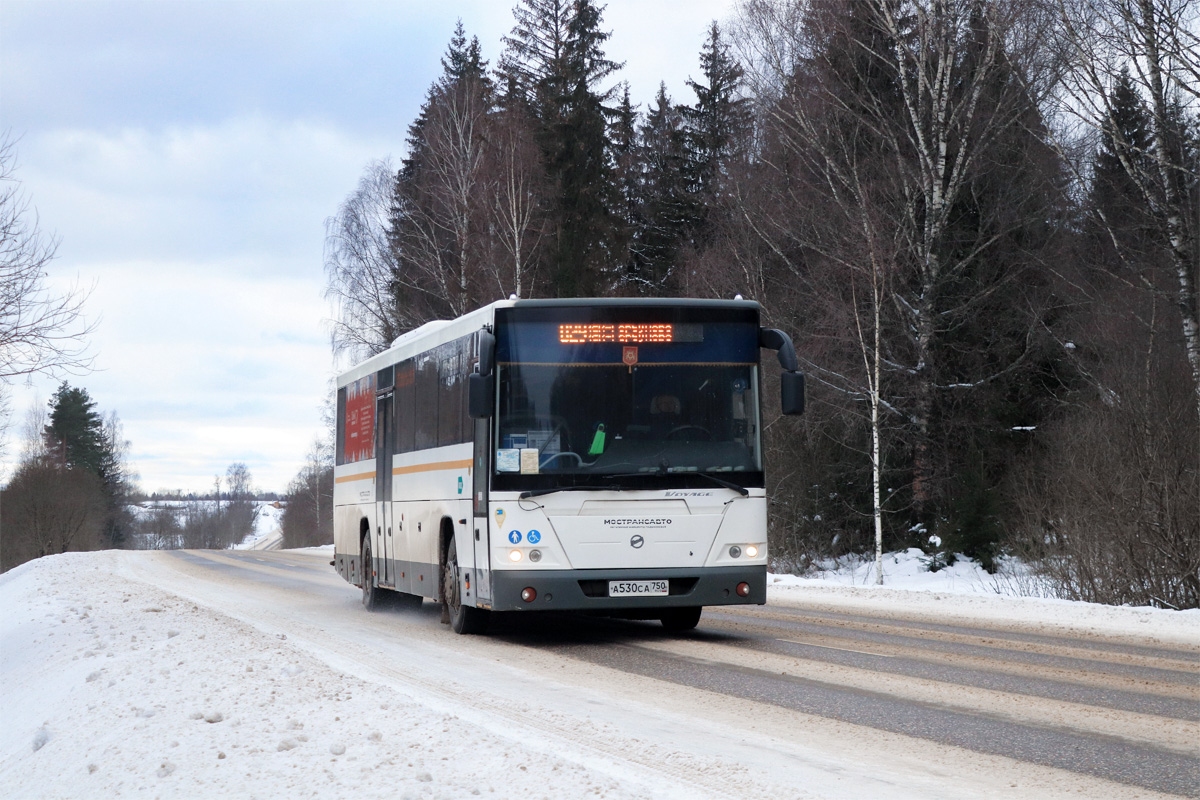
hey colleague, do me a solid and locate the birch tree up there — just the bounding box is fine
[484,101,548,300]
[395,74,491,319]
[324,158,405,360]
[727,0,1068,565]
[1051,0,1200,425]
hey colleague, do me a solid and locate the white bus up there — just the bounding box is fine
[332,298,804,634]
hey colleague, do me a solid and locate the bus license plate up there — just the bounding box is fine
[609,580,668,597]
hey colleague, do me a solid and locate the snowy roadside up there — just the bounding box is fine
[0,552,668,799]
[768,548,1199,648]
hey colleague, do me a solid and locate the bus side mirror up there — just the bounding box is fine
[781,371,805,416]
[469,373,494,419]
[478,330,495,376]
[470,330,496,418]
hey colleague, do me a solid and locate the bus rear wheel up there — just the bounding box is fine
[362,536,379,611]
[660,606,702,631]
[443,538,489,635]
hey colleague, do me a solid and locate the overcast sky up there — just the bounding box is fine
[1,0,739,493]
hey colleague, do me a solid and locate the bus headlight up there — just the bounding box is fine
[729,545,742,558]
[529,549,542,563]
[508,549,523,562]
[745,545,759,558]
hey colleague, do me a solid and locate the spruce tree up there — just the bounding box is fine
[631,84,694,293]
[44,383,131,548]
[44,382,105,475]
[610,83,640,285]
[1090,68,1155,247]
[500,0,622,296]
[682,22,751,205]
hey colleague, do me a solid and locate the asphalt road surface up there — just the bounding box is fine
[138,549,1200,798]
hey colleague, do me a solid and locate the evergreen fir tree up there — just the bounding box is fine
[682,22,751,204]
[1090,67,1156,246]
[630,84,695,293]
[500,0,623,296]
[44,382,105,475]
[925,5,1072,567]
[609,83,640,285]
[44,383,131,548]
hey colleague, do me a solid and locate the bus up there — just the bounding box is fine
[332,297,804,634]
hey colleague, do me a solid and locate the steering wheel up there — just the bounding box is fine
[666,425,711,441]
[540,451,583,469]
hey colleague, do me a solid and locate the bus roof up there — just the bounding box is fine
[336,296,762,387]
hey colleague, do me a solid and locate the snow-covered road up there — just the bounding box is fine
[2,549,1196,798]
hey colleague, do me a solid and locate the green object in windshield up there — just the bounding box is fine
[588,423,606,456]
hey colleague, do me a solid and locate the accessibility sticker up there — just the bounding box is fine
[527,529,541,544]
[508,530,522,544]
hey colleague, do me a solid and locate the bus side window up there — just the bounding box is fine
[415,352,439,451]
[458,336,471,444]
[439,340,464,447]
[395,359,415,454]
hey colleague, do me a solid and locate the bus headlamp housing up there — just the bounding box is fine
[727,544,763,560]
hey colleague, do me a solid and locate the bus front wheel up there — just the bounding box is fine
[443,538,489,635]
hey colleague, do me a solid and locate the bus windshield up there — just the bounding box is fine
[492,307,763,492]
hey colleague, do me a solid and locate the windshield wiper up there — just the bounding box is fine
[695,472,750,497]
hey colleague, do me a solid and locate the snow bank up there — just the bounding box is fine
[0,552,649,799]
[769,548,1199,648]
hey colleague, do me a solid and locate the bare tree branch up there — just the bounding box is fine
[0,133,95,382]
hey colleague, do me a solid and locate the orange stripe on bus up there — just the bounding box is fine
[393,459,473,476]
[334,471,374,484]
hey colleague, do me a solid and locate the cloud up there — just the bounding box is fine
[2,0,484,134]
[14,256,336,492]
[20,119,388,268]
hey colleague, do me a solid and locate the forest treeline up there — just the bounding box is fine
[323,0,1198,608]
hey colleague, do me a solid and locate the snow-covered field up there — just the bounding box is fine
[1,547,1195,799]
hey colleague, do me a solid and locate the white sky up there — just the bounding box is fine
[0,0,738,493]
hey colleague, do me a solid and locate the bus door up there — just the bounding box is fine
[375,390,394,587]
[471,416,491,603]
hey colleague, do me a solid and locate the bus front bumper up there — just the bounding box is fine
[486,565,767,612]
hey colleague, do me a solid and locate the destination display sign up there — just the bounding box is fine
[558,323,703,344]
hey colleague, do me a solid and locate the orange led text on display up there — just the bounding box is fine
[559,324,674,344]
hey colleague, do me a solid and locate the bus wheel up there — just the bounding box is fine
[660,606,701,631]
[362,536,378,612]
[443,538,489,635]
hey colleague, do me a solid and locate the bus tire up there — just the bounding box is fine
[443,537,489,635]
[660,606,701,631]
[362,536,379,612]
